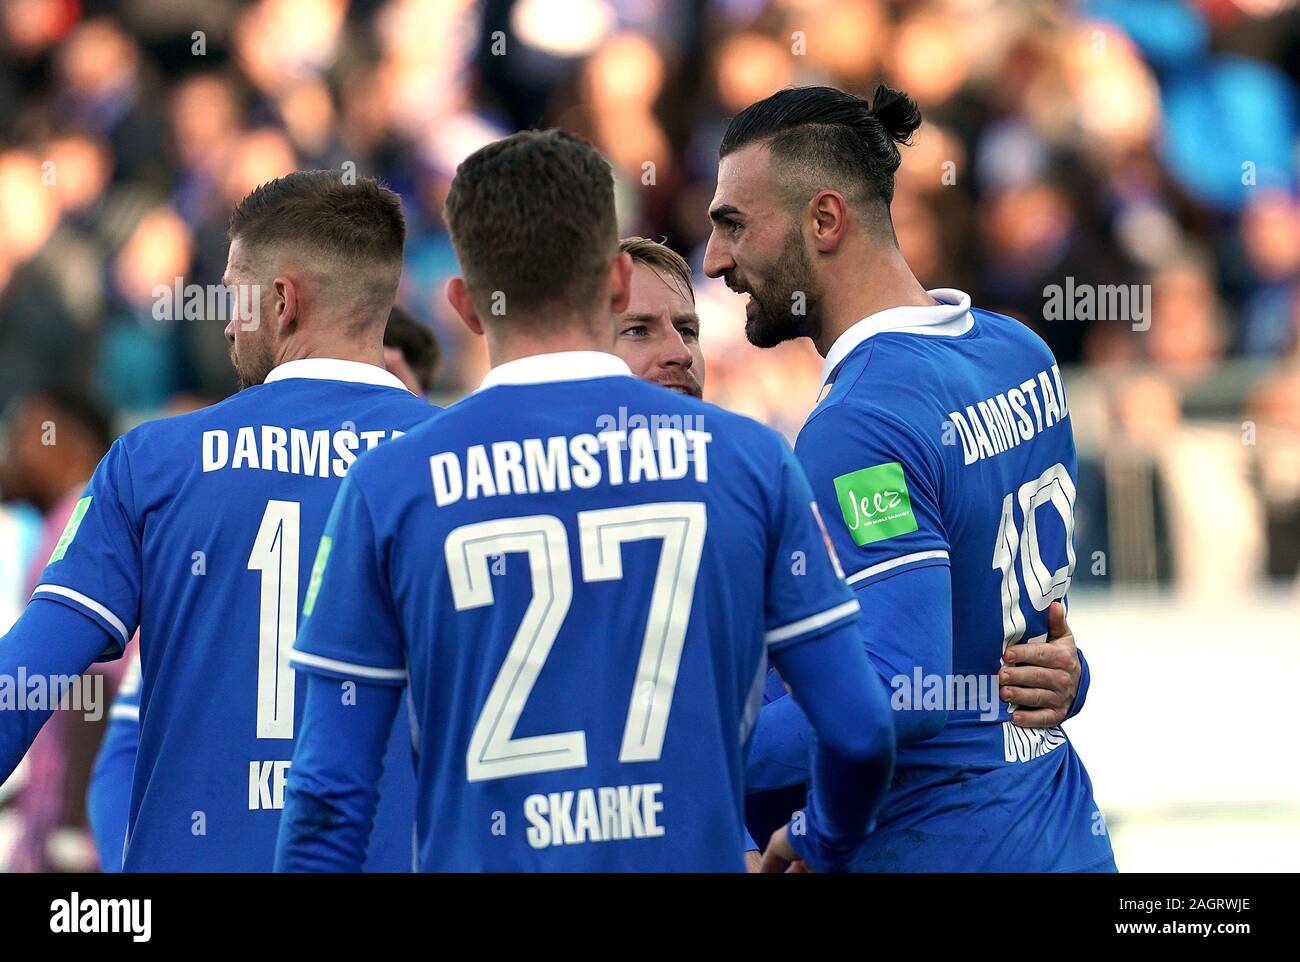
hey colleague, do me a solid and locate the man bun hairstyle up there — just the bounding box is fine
[867,83,923,177]
[719,83,922,209]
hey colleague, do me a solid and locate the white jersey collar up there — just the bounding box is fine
[477,351,633,392]
[264,358,412,394]
[820,288,974,389]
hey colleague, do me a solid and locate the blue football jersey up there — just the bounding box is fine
[796,289,1116,871]
[291,352,863,872]
[33,359,434,871]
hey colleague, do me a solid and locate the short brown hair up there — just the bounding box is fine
[229,171,405,322]
[443,129,617,323]
[619,237,694,301]
[228,170,406,266]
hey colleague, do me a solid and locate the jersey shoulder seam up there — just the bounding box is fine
[799,354,946,498]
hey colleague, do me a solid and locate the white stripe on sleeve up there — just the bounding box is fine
[31,584,130,645]
[765,598,861,646]
[845,549,949,586]
[289,649,408,682]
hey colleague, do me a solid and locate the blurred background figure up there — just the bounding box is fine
[0,387,121,871]
[384,304,439,397]
[1,0,1297,872]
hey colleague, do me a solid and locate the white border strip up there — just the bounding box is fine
[31,584,129,645]
[289,649,408,682]
[109,704,140,721]
[765,598,861,646]
[846,550,950,585]
[265,358,413,394]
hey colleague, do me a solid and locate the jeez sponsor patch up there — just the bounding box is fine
[832,462,918,546]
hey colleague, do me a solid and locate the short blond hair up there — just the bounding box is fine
[619,236,694,301]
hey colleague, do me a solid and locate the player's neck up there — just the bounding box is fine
[812,246,935,358]
[486,326,615,369]
[274,337,386,371]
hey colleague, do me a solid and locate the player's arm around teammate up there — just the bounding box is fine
[604,238,1088,805]
[695,86,1092,796]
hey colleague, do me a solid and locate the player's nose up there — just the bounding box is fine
[661,329,693,368]
[702,231,732,279]
[223,319,235,343]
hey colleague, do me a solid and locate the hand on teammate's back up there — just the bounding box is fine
[1001,602,1080,729]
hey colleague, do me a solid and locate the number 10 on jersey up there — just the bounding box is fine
[991,462,1075,649]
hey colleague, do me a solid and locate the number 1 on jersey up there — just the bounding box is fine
[248,500,300,739]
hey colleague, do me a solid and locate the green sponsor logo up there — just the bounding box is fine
[48,496,93,564]
[832,462,917,546]
[303,535,332,616]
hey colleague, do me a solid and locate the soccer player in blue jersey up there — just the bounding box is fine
[85,649,141,870]
[84,305,440,872]
[0,171,432,871]
[702,85,1116,871]
[614,235,1095,864]
[275,129,895,873]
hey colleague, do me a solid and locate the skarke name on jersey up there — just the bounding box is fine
[946,365,1070,466]
[524,782,665,849]
[429,428,713,506]
[201,426,406,477]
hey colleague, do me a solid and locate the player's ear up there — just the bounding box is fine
[273,276,298,334]
[445,276,483,336]
[608,250,632,316]
[810,189,848,253]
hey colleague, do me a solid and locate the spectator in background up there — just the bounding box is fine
[1239,191,1300,357]
[99,205,195,413]
[0,387,110,517]
[0,386,121,872]
[0,149,99,411]
[383,304,439,397]
[1246,314,1300,582]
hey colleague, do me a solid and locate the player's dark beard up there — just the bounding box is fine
[743,228,821,349]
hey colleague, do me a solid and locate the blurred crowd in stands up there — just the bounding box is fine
[1,0,1299,867]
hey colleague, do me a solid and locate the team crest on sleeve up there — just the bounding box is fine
[809,502,845,579]
[832,462,918,546]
